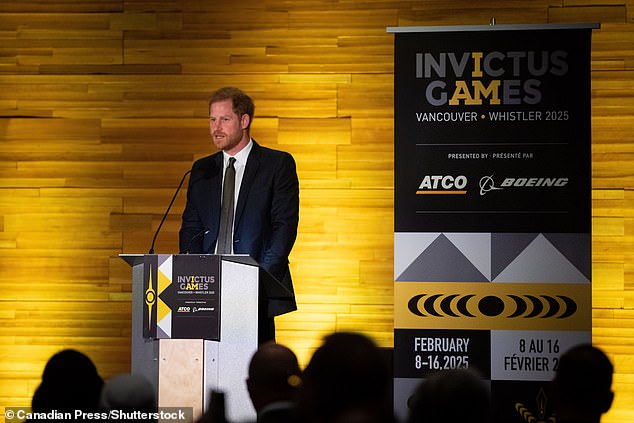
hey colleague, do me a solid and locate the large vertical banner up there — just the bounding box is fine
[390,24,597,423]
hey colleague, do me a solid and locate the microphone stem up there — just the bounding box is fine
[148,170,191,254]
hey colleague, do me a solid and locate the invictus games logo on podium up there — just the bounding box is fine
[145,265,157,331]
[143,254,221,340]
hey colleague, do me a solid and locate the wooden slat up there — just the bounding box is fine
[398,7,548,27]
[0,2,122,13]
[0,3,633,422]
[549,5,627,23]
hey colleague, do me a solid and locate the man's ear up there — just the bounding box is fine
[241,114,250,130]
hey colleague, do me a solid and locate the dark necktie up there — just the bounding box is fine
[217,157,236,254]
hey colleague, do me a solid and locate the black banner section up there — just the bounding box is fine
[394,329,491,379]
[394,28,591,233]
[491,380,555,423]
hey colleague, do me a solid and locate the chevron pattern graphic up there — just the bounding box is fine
[395,233,591,283]
[156,254,173,339]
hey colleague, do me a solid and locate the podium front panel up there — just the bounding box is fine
[143,254,221,340]
[123,254,258,422]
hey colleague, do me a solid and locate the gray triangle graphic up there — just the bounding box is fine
[394,233,441,279]
[396,234,488,282]
[445,233,492,281]
[157,311,172,338]
[491,233,539,280]
[493,234,590,283]
[158,254,171,267]
[542,233,591,280]
[157,326,169,339]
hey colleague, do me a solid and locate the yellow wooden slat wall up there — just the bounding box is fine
[0,1,633,421]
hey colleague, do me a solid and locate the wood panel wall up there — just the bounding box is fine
[0,1,632,422]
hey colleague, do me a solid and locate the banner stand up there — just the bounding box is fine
[388,23,598,423]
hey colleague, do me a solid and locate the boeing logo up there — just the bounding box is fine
[478,175,569,196]
[479,175,504,196]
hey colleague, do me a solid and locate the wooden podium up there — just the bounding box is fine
[121,254,276,422]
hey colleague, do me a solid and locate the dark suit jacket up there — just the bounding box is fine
[179,140,299,318]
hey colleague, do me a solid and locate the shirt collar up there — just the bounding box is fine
[223,139,253,168]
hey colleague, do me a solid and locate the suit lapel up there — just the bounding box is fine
[203,153,224,231]
[235,141,261,228]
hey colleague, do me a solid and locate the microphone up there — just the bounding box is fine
[148,169,191,254]
[182,229,210,254]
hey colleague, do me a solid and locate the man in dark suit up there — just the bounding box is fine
[179,87,299,342]
[550,344,614,423]
[247,341,302,423]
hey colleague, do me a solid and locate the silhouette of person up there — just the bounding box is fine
[551,344,614,423]
[195,341,301,423]
[246,341,302,423]
[194,390,228,423]
[99,373,157,422]
[406,367,490,423]
[296,332,395,423]
[31,349,104,417]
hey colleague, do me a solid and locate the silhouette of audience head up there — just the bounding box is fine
[100,373,156,415]
[246,341,302,414]
[551,344,614,423]
[31,349,104,413]
[297,332,394,423]
[406,368,490,423]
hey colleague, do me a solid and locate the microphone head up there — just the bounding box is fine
[183,229,210,254]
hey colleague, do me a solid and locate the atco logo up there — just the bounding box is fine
[416,175,468,194]
[479,175,569,196]
[177,306,191,313]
